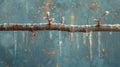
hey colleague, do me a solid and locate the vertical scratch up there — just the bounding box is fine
[89,32,93,61]
[22,32,25,44]
[49,31,52,39]
[76,33,79,48]
[59,31,62,56]
[98,32,101,57]
[14,31,17,57]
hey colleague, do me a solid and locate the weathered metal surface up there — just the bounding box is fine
[0,0,120,67]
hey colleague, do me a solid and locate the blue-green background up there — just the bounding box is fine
[0,0,120,67]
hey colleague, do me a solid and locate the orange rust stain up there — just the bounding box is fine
[48,50,56,57]
[70,14,75,20]
[45,0,51,10]
[13,25,18,30]
[84,29,89,33]
[96,20,101,27]
[31,29,37,37]
[70,13,75,25]
[56,63,59,67]
[89,3,99,11]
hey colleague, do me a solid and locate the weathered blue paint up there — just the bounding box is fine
[0,0,120,67]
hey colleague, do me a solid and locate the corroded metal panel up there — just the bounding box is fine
[0,0,120,67]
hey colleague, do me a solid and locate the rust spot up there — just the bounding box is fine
[45,3,50,10]
[48,50,56,57]
[70,13,75,25]
[70,14,75,20]
[47,21,52,25]
[30,28,37,37]
[56,63,59,67]
[84,29,89,33]
[89,3,99,11]
[13,25,18,30]
[45,0,51,10]
[30,28,37,44]
[96,20,101,27]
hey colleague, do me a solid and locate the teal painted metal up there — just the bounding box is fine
[0,0,120,67]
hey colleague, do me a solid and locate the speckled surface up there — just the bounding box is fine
[0,0,120,67]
